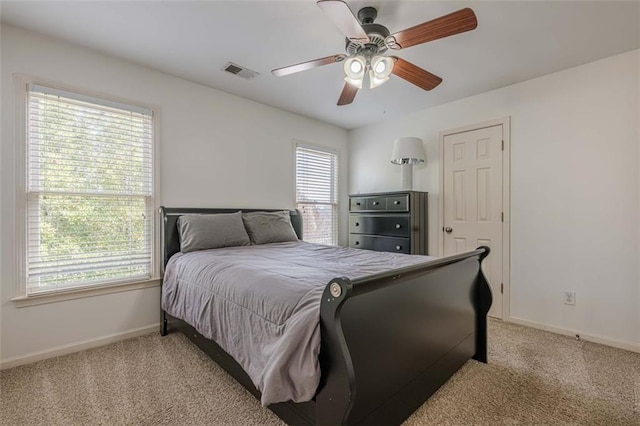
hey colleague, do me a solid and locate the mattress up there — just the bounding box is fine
[161,240,434,405]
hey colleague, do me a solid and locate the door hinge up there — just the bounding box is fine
[501,212,504,222]
[501,283,504,294]
[501,140,504,151]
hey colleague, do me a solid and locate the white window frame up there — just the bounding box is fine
[294,142,339,246]
[12,74,161,307]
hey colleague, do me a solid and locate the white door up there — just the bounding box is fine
[443,124,503,318]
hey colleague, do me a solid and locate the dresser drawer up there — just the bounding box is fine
[366,196,387,210]
[349,215,410,238]
[349,235,410,254]
[386,195,408,212]
[350,197,366,211]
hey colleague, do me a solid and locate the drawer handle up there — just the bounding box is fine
[395,224,401,229]
[373,201,379,205]
[394,201,401,205]
[355,241,360,245]
[356,202,361,206]
[395,245,402,251]
[355,222,359,227]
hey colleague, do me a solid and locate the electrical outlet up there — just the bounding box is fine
[563,291,576,306]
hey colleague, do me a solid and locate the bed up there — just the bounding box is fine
[159,207,492,425]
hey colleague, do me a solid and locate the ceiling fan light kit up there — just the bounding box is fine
[272,0,478,106]
[343,53,393,89]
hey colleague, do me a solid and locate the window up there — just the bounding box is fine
[295,145,338,245]
[25,84,154,295]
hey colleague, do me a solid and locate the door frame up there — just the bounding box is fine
[438,117,511,319]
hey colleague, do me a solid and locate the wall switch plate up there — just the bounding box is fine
[563,291,576,306]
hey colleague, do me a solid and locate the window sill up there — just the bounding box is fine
[11,278,161,308]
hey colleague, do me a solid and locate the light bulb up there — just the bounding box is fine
[344,56,365,78]
[343,55,366,90]
[350,61,363,73]
[371,55,393,78]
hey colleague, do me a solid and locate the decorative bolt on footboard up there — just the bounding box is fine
[330,282,342,298]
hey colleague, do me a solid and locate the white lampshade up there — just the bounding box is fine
[390,137,425,165]
[369,56,394,88]
[343,55,366,88]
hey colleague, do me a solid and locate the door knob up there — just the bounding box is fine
[445,227,453,234]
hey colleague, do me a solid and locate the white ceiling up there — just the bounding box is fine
[1,1,638,129]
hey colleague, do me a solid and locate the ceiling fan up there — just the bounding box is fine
[272,0,477,106]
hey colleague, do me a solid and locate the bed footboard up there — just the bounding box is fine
[316,247,491,425]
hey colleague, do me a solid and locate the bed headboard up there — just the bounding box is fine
[158,207,303,271]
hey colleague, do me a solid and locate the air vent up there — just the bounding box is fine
[222,62,259,80]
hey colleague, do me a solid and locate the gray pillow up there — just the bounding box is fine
[242,211,299,245]
[177,211,250,253]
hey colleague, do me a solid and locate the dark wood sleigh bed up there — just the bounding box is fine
[159,207,492,425]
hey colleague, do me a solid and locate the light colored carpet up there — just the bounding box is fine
[1,320,639,425]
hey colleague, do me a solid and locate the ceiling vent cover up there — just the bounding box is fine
[222,62,259,80]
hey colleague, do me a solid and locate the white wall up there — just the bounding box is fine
[0,25,349,364]
[349,50,640,348]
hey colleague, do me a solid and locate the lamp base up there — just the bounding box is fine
[401,164,413,190]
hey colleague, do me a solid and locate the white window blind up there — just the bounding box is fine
[295,145,338,245]
[26,84,154,294]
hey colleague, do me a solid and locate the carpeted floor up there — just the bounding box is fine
[1,319,639,425]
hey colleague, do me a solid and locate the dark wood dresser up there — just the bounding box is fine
[348,191,428,255]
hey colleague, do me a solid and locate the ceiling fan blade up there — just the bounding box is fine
[386,8,477,50]
[317,0,370,44]
[272,54,346,77]
[337,82,358,106]
[391,57,442,91]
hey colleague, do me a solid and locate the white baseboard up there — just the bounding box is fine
[507,316,640,354]
[0,323,160,370]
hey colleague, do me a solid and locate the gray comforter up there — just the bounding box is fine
[161,241,434,406]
